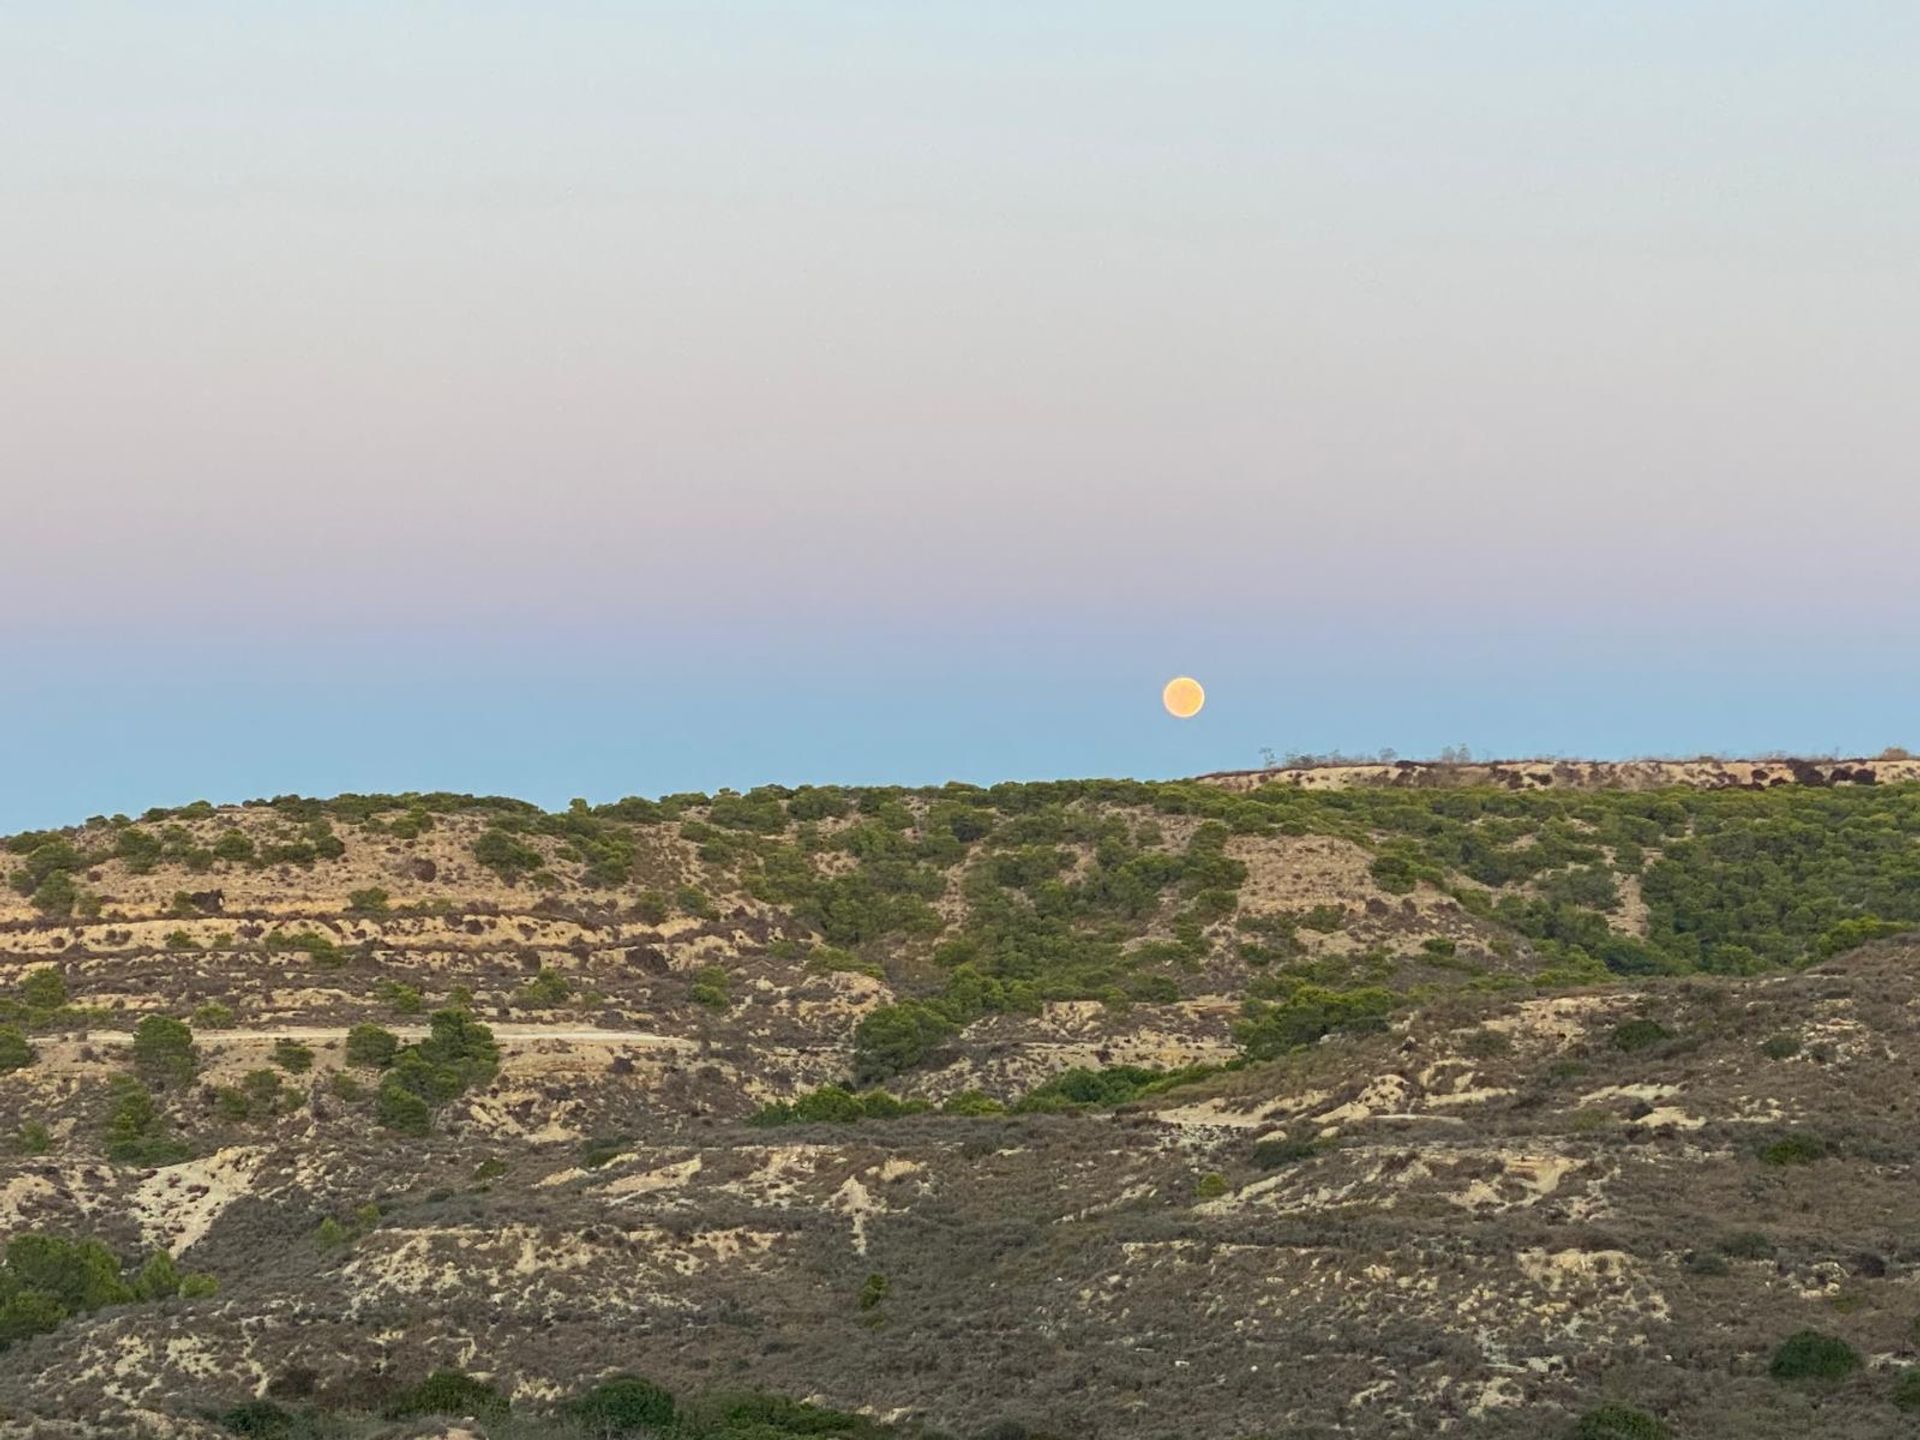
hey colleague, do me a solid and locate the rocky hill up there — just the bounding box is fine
[3,770,1920,1438]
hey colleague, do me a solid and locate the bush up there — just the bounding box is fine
[217,1401,293,1438]
[853,1003,959,1083]
[473,828,543,882]
[1893,1369,1920,1412]
[568,1374,677,1432]
[103,1076,190,1165]
[1717,1230,1773,1260]
[1568,1405,1670,1440]
[689,966,732,1011]
[1609,1018,1672,1053]
[1194,1172,1227,1199]
[676,885,718,921]
[1760,1033,1801,1060]
[1759,1131,1829,1166]
[375,980,424,1015]
[192,1001,235,1027]
[12,1122,51,1156]
[131,1015,197,1087]
[375,1078,433,1135]
[19,968,65,1009]
[384,1369,509,1418]
[1769,1329,1861,1383]
[942,1089,1007,1116]
[345,1023,399,1069]
[0,1027,34,1074]
[516,967,574,1008]
[374,1009,499,1132]
[1234,985,1393,1061]
[271,1038,314,1074]
[347,887,391,916]
[217,1400,293,1438]
[132,1250,181,1301]
[1249,1135,1318,1169]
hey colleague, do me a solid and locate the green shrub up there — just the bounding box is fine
[192,1001,235,1028]
[103,1076,190,1165]
[12,1122,51,1156]
[942,1089,1007,1116]
[374,1010,499,1132]
[132,1015,197,1087]
[1194,1172,1227,1199]
[1759,1131,1829,1166]
[1249,1135,1318,1169]
[178,1271,219,1298]
[375,1079,432,1134]
[852,1002,959,1083]
[567,1374,677,1432]
[271,1038,313,1074]
[1769,1329,1861,1383]
[0,1027,33,1074]
[858,1272,890,1310]
[384,1369,509,1418]
[473,828,543,881]
[1568,1404,1670,1440]
[676,885,718,921]
[1717,1230,1773,1260]
[516,967,574,1008]
[212,830,256,864]
[1608,1018,1672,1053]
[19,968,65,1009]
[1760,1033,1801,1060]
[1234,985,1393,1061]
[375,980,424,1015]
[216,1400,293,1438]
[689,965,732,1011]
[580,1135,633,1169]
[1892,1369,1920,1412]
[345,1023,399,1068]
[132,1250,181,1301]
[749,1085,935,1127]
[347,887,391,916]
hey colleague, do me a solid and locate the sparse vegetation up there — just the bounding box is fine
[9,771,1920,1431]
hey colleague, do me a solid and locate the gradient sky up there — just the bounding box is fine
[6,4,1920,831]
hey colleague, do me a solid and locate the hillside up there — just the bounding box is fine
[3,770,1920,1437]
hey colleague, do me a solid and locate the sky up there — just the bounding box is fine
[4,3,1920,830]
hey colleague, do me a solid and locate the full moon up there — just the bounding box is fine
[1162,676,1205,719]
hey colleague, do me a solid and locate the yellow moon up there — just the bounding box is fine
[1162,676,1205,719]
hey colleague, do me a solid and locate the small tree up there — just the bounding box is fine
[19,968,66,1010]
[1770,1330,1862,1383]
[568,1375,677,1432]
[0,1027,34,1074]
[345,1023,399,1069]
[131,1015,197,1088]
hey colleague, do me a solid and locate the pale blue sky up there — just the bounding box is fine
[5,4,1918,829]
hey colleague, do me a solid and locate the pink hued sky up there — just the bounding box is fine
[5,5,1919,829]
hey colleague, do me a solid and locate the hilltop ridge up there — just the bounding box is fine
[1199,753,1920,793]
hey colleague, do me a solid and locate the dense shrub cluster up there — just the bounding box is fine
[1011,1063,1221,1112]
[369,1009,500,1133]
[0,1233,213,1352]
